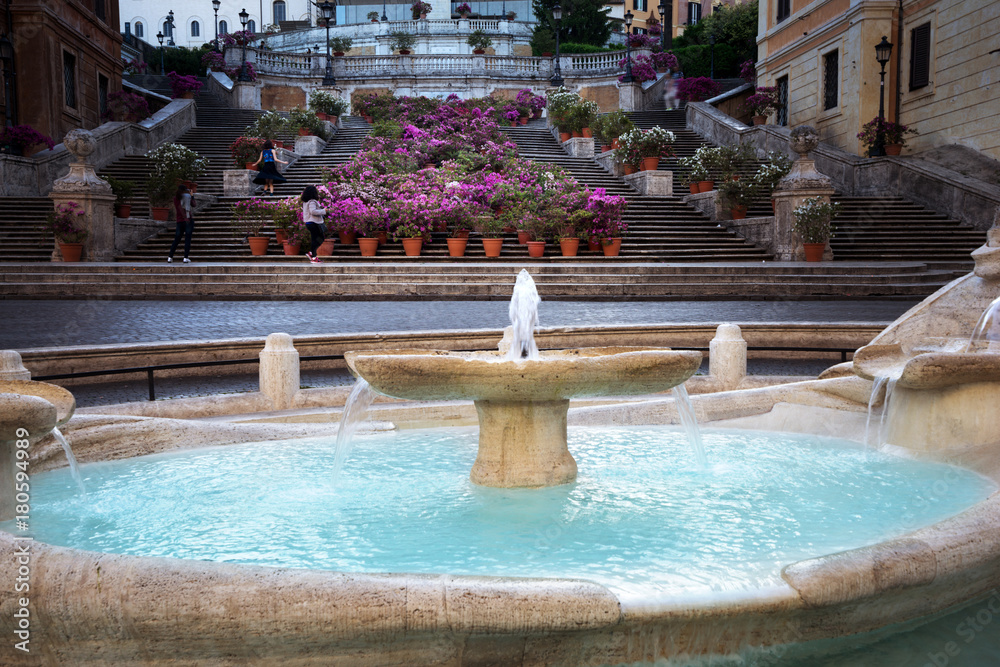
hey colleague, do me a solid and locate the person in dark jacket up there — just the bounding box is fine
[252,140,288,194]
[167,184,194,263]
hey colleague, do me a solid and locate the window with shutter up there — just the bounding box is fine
[823,50,839,111]
[63,52,77,109]
[910,22,931,90]
[777,0,790,23]
[776,75,788,126]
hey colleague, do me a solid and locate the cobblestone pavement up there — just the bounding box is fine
[1,299,917,350]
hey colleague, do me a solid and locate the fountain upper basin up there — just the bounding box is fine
[344,346,704,401]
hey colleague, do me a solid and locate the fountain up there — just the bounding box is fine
[2,245,1000,665]
[344,271,702,487]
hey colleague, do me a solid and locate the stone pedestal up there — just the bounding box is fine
[772,126,835,262]
[259,333,300,411]
[709,324,747,391]
[624,170,673,196]
[224,170,256,197]
[47,129,116,262]
[294,135,326,156]
[618,82,643,112]
[561,136,594,158]
[233,81,261,110]
[0,351,30,381]
[595,149,624,178]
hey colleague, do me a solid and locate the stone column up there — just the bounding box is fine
[48,129,116,262]
[709,324,747,391]
[772,125,836,261]
[259,333,300,411]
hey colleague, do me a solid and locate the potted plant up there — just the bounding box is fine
[146,142,208,186]
[104,176,136,218]
[309,91,348,121]
[328,36,353,56]
[546,87,580,139]
[595,110,634,151]
[712,143,756,182]
[288,106,327,138]
[271,197,300,243]
[392,218,428,255]
[389,30,416,55]
[45,201,88,262]
[677,155,709,194]
[411,1,432,19]
[230,198,273,255]
[0,124,56,157]
[505,10,517,20]
[633,127,676,171]
[586,188,628,256]
[367,11,380,22]
[167,71,203,99]
[474,214,505,257]
[456,2,472,17]
[754,151,793,209]
[857,117,918,156]
[523,214,554,257]
[554,210,591,256]
[283,220,308,255]
[467,30,492,54]
[742,86,779,125]
[718,177,759,219]
[102,91,151,123]
[230,136,266,168]
[145,173,175,220]
[245,111,288,146]
[689,146,722,191]
[792,196,842,261]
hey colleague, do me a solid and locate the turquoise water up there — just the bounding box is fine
[13,427,994,603]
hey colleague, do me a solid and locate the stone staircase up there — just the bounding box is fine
[0,198,58,262]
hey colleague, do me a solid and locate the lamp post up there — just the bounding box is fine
[320,1,336,86]
[550,3,563,87]
[381,0,388,22]
[621,10,634,83]
[708,32,715,79]
[212,0,221,52]
[657,1,672,51]
[167,10,175,46]
[238,8,250,81]
[157,31,165,74]
[873,35,893,157]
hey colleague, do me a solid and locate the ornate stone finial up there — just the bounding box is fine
[63,129,97,163]
[0,350,31,381]
[789,125,820,160]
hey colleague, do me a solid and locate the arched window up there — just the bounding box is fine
[248,19,256,33]
[273,1,286,24]
[191,21,200,37]
[135,21,144,38]
[219,20,228,34]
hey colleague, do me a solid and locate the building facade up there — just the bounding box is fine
[755,0,1000,159]
[1,0,123,142]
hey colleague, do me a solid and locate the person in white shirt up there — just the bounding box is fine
[301,185,326,264]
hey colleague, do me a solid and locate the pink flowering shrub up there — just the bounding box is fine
[676,77,721,102]
[45,202,88,243]
[0,125,56,154]
[618,56,658,83]
[167,71,203,98]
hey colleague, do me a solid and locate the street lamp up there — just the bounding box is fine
[157,31,165,74]
[381,0,388,22]
[708,32,716,79]
[873,35,893,157]
[320,1,336,86]
[167,10,175,46]
[621,10,634,83]
[238,8,251,81]
[657,1,672,51]
[212,0,221,52]
[550,4,563,87]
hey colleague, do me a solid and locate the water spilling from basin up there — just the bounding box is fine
[506,268,541,360]
[331,378,376,481]
[51,426,85,495]
[671,384,707,467]
[966,294,1000,352]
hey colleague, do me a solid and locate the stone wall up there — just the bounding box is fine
[261,85,308,111]
[0,99,197,197]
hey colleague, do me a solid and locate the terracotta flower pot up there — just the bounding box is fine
[752,115,767,125]
[339,231,356,245]
[446,237,468,257]
[59,242,83,262]
[298,128,311,136]
[519,116,528,125]
[532,109,542,119]
[248,236,269,256]
[517,231,531,245]
[181,91,195,99]
[885,144,902,156]
[482,238,503,257]
[275,229,289,244]
[399,49,411,55]
[363,115,373,123]
[559,132,571,143]
[641,157,660,171]
[587,237,601,252]
[581,127,592,138]
[602,238,622,257]
[803,242,826,262]
[455,229,470,239]
[698,180,714,193]
[689,183,699,194]
[151,206,170,221]
[115,204,132,218]
[376,231,388,245]
[571,131,583,138]
[318,239,335,256]
[559,238,580,257]
[245,162,256,170]
[527,240,546,257]
[402,237,423,256]
[601,145,611,153]
[611,139,620,150]
[473,49,486,55]
[282,241,302,255]
[730,206,748,220]
[623,164,638,175]
[358,237,379,256]
[333,51,345,57]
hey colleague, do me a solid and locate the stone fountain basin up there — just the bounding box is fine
[854,342,1000,389]
[344,346,705,401]
[0,380,76,427]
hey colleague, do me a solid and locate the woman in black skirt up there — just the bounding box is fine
[252,140,288,194]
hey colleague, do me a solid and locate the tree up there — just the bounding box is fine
[673,0,757,77]
[531,0,611,48]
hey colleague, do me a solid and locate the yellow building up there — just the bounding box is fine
[613,0,744,42]
[755,0,1000,159]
